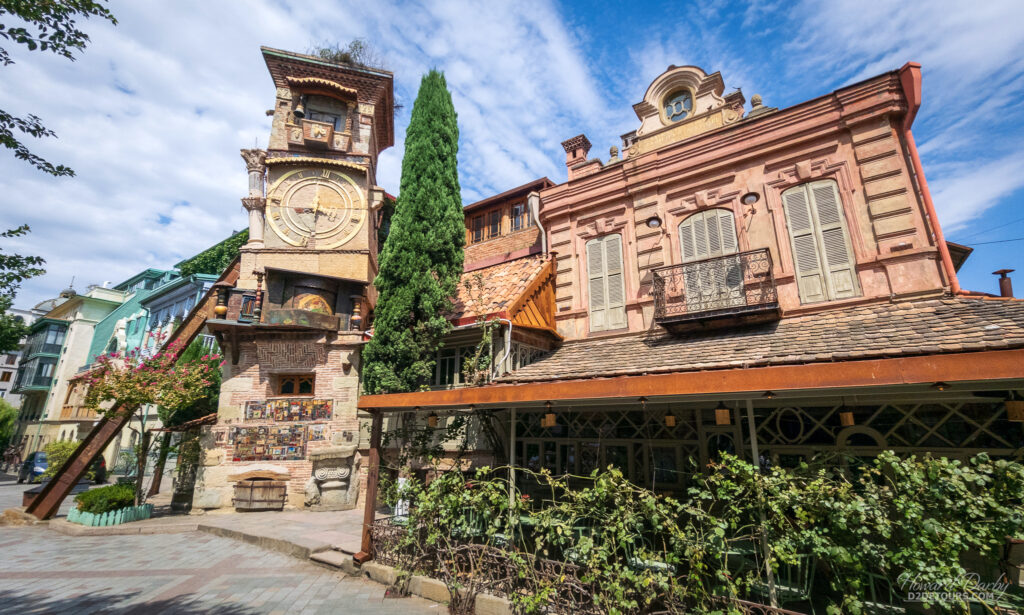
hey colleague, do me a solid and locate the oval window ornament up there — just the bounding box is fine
[664,90,693,123]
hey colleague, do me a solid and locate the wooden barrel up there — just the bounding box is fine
[233,479,286,511]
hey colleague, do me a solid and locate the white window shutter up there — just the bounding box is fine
[718,209,738,254]
[810,181,859,299]
[679,219,695,261]
[604,234,627,329]
[783,186,828,303]
[587,239,606,330]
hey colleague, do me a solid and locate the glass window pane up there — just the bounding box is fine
[652,447,677,484]
[543,441,556,472]
[525,443,540,472]
[559,443,575,475]
[580,442,600,475]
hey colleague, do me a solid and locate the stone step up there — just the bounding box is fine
[310,548,358,575]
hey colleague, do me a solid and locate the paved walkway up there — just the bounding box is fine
[0,525,441,614]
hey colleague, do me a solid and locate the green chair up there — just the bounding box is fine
[624,536,678,575]
[751,554,817,614]
[859,572,905,614]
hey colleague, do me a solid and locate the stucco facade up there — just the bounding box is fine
[541,64,947,340]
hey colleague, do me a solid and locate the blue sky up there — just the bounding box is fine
[1,0,1023,308]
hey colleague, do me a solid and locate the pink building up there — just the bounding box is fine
[360,61,1024,501]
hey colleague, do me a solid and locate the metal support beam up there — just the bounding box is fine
[508,407,517,527]
[355,409,383,564]
[25,409,130,520]
[747,399,778,608]
[22,258,240,521]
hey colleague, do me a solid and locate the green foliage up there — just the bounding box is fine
[177,229,247,277]
[308,39,385,70]
[362,70,464,394]
[0,397,16,450]
[73,483,134,514]
[385,453,1024,614]
[0,0,116,175]
[40,440,93,481]
[376,194,395,255]
[0,225,45,351]
[161,337,221,427]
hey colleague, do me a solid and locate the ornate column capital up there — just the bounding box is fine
[241,196,266,212]
[240,148,267,173]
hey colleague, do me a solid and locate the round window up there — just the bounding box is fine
[664,90,693,123]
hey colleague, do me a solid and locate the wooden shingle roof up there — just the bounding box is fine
[497,297,1024,383]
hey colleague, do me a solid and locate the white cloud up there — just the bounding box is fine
[1,0,606,308]
[929,155,1024,233]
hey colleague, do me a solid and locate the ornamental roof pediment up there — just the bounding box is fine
[630,65,745,155]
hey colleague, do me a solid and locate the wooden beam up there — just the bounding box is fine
[354,409,383,564]
[508,258,555,319]
[357,348,1024,409]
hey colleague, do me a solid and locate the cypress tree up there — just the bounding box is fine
[362,70,464,394]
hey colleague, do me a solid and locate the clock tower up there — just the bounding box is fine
[193,48,394,511]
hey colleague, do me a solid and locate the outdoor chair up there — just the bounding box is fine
[624,536,678,575]
[750,553,817,614]
[859,572,906,614]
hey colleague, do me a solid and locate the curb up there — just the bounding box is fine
[48,517,199,536]
[361,561,513,615]
[196,523,333,560]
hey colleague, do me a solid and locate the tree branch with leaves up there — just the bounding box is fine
[82,341,220,505]
[0,0,116,175]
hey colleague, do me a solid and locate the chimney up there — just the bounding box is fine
[993,269,1015,298]
[560,134,592,168]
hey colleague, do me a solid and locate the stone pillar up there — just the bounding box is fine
[242,197,266,246]
[240,149,267,246]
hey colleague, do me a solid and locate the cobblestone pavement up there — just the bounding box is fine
[0,526,442,614]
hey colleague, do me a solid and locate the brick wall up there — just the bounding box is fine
[195,330,365,509]
[465,227,540,265]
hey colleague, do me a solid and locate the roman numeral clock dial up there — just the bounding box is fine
[265,168,366,249]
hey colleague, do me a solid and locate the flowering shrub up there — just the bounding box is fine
[82,340,222,505]
[83,342,219,417]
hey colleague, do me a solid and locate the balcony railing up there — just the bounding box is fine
[652,248,779,327]
[14,374,53,392]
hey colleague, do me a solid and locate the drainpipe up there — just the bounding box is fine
[527,192,546,255]
[898,63,962,295]
[493,318,513,379]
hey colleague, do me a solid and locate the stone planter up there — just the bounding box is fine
[67,503,154,527]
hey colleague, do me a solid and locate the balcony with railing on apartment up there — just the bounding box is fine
[652,248,780,331]
[60,405,98,420]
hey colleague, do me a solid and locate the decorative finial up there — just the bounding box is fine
[751,94,763,107]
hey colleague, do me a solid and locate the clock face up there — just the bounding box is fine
[265,167,366,249]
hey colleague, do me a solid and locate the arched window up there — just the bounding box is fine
[585,234,627,331]
[781,180,860,304]
[677,208,744,311]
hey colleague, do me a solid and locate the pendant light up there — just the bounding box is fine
[543,401,556,428]
[714,402,731,426]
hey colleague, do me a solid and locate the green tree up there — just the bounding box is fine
[0,225,45,352]
[40,440,92,482]
[0,397,16,450]
[84,341,219,504]
[147,337,222,496]
[1,0,116,175]
[176,229,247,277]
[362,70,464,394]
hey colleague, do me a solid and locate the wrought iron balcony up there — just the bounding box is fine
[652,248,779,328]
